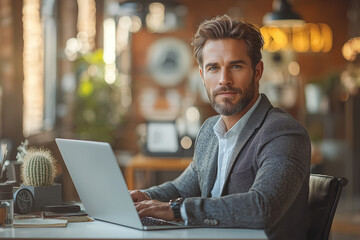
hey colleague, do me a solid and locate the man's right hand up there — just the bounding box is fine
[129,190,151,202]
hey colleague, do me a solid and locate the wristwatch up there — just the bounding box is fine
[169,197,184,221]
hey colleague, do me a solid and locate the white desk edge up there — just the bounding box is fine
[1,219,267,239]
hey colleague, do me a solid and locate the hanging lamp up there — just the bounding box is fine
[263,0,305,26]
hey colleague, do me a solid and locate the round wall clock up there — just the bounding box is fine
[13,188,34,214]
[147,37,192,87]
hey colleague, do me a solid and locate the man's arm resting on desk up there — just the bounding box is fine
[181,134,309,229]
[134,135,309,230]
[129,154,307,228]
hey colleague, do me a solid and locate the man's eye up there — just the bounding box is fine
[209,66,218,71]
[232,65,242,69]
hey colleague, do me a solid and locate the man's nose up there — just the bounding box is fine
[219,69,232,85]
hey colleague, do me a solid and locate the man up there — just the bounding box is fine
[131,15,311,240]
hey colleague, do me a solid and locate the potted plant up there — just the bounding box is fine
[18,142,61,211]
[73,49,125,145]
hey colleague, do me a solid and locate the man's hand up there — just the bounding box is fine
[134,199,175,221]
[129,190,151,202]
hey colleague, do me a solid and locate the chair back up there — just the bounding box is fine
[307,174,348,240]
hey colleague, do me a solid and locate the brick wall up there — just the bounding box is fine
[0,0,23,158]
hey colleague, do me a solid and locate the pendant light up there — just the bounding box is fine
[263,0,305,26]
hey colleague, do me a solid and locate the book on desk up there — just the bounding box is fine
[13,210,93,227]
[43,210,94,222]
[13,218,68,228]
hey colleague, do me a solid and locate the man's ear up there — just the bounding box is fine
[254,61,264,83]
[199,66,205,83]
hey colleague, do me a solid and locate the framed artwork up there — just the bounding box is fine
[144,121,180,157]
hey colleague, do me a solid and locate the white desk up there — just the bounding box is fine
[1,220,267,240]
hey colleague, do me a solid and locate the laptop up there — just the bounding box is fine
[55,138,190,230]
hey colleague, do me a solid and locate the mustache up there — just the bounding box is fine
[213,86,242,96]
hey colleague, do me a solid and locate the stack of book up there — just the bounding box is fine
[13,204,93,227]
[42,210,93,223]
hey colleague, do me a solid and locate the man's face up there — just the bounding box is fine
[199,39,262,116]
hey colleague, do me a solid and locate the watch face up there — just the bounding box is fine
[147,37,192,87]
[14,188,34,214]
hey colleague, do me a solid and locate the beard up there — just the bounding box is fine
[206,77,256,116]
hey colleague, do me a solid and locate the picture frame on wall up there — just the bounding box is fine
[144,121,180,157]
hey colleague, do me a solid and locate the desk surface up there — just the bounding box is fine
[1,220,267,240]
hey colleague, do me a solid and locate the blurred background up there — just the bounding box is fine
[0,0,359,238]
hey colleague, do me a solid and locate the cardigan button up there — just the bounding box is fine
[204,218,218,226]
[210,219,218,225]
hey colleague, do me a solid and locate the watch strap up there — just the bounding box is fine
[169,197,184,220]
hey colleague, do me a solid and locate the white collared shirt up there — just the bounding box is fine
[211,95,262,197]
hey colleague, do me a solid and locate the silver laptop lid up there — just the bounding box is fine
[55,138,143,229]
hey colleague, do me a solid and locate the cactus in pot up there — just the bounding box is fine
[19,147,61,212]
[21,148,57,186]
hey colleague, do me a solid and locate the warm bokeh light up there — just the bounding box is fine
[342,37,360,62]
[260,26,288,52]
[292,25,310,52]
[77,0,96,52]
[146,2,165,33]
[117,16,131,53]
[130,15,142,33]
[103,18,117,84]
[105,63,117,84]
[186,106,200,123]
[320,24,333,53]
[103,18,116,64]
[261,23,332,53]
[180,136,192,150]
[288,61,300,76]
[22,0,44,136]
[309,24,322,52]
[65,37,81,61]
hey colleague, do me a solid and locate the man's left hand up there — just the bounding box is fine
[134,199,175,221]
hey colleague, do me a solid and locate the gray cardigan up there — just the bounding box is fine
[145,94,311,240]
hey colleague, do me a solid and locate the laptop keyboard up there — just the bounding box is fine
[141,217,177,226]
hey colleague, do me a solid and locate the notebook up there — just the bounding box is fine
[55,138,190,230]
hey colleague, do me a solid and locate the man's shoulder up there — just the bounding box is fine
[267,107,303,126]
[262,107,309,137]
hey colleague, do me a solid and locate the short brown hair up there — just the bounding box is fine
[191,14,264,70]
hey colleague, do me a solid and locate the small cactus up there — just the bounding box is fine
[21,148,57,186]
